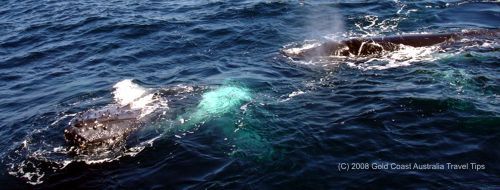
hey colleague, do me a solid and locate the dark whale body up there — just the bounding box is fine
[283,29,499,58]
[64,105,143,149]
[64,85,202,149]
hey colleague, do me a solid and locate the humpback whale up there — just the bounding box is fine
[282,29,499,58]
[64,83,253,150]
[64,104,144,148]
[64,80,201,149]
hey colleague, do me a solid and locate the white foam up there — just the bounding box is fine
[112,79,148,107]
[279,90,306,102]
[50,113,76,126]
[282,42,321,57]
[112,79,170,118]
[289,90,305,97]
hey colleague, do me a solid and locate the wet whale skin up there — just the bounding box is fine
[64,105,143,148]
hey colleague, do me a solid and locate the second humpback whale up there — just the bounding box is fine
[282,29,499,59]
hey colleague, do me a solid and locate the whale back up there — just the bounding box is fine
[282,29,499,58]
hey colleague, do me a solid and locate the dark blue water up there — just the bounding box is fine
[1,0,499,189]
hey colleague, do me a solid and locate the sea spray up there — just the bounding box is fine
[304,4,345,40]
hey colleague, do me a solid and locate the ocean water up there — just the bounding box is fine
[0,0,499,189]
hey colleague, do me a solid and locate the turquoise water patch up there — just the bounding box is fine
[172,85,274,160]
[184,85,252,126]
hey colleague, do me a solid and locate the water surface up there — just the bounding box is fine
[0,0,499,189]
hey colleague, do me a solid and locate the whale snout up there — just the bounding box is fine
[64,105,142,148]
